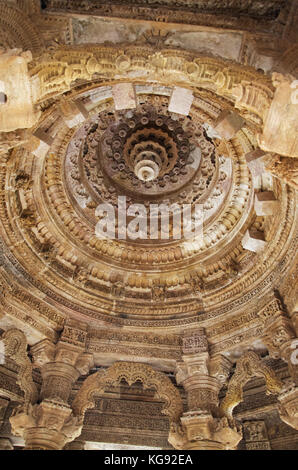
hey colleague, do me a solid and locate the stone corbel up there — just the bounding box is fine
[258,299,297,383]
[209,354,233,386]
[31,338,56,367]
[278,381,298,430]
[10,400,82,450]
[262,315,296,360]
[213,110,245,140]
[27,128,54,158]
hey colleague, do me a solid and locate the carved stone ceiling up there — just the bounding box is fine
[44,0,287,19]
[0,76,296,331]
[0,0,296,338]
[0,0,297,455]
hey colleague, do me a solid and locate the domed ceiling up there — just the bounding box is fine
[1,74,296,328]
[0,0,297,452]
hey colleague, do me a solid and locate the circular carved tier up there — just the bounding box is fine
[0,82,295,325]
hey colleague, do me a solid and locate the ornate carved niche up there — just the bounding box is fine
[243,420,271,450]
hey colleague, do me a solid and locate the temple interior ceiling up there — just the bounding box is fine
[0,0,297,452]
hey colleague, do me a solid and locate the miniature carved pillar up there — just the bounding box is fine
[10,320,93,450]
[258,298,298,430]
[175,329,241,450]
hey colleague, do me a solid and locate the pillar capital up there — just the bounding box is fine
[263,316,295,357]
[11,322,94,450]
[10,400,82,450]
[179,412,242,450]
[258,298,297,384]
[209,354,233,385]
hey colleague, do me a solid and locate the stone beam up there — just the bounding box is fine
[112,83,136,111]
[168,87,193,116]
[60,99,89,129]
[213,109,245,140]
[242,228,267,253]
[245,149,268,178]
[29,129,54,158]
[254,191,278,216]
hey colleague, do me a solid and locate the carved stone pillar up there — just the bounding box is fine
[10,320,93,450]
[258,298,298,430]
[259,299,297,383]
[10,401,82,450]
[174,329,242,450]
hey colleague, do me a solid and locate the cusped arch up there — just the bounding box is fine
[1,329,38,410]
[220,351,282,418]
[72,361,183,428]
